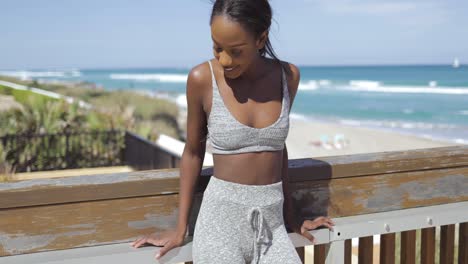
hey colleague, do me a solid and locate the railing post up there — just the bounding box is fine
[440,224,455,264]
[359,236,373,264]
[325,240,345,264]
[380,233,395,264]
[460,222,468,264]
[421,227,435,264]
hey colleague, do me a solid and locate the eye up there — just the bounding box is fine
[213,46,222,53]
[231,49,242,57]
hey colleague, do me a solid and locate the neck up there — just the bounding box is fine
[241,56,269,82]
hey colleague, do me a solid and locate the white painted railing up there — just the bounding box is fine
[3,201,466,264]
[0,80,91,109]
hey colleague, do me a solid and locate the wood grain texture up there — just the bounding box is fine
[401,230,416,264]
[345,239,352,264]
[289,145,468,182]
[0,145,466,257]
[291,167,468,218]
[0,167,212,210]
[314,244,326,264]
[0,194,188,256]
[421,227,435,264]
[460,222,468,264]
[358,236,373,264]
[440,224,455,264]
[380,233,395,264]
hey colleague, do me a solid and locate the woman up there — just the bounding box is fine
[132,0,334,263]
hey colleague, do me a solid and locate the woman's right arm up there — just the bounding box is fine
[131,63,210,260]
[175,64,209,238]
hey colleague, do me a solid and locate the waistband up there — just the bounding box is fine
[204,176,284,207]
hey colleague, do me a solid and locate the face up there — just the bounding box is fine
[210,15,267,79]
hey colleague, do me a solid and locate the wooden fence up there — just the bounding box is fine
[0,145,467,263]
[0,130,180,172]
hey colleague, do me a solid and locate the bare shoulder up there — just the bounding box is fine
[280,61,300,105]
[186,61,212,107]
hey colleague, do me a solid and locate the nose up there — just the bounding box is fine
[218,52,233,68]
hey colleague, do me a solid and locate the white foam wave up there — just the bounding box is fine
[298,79,331,91]
[402,108,414,114]
[338,118,458,130]
[344,80,468,95]
[458,110,468,116]
[109,73,188,83]
[0,70,82,80]
[349,80,381,89]
[289,112,309,120]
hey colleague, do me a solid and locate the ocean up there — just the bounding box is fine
[1,65,467,144]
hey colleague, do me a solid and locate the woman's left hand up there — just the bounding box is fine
[294,216,335,244]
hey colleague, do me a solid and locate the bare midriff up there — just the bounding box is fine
[212,150,283,185]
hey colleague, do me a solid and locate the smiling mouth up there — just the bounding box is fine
[224,66,238,72]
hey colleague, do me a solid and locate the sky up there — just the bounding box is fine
[1,0,467,69]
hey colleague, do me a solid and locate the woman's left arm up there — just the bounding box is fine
[281,62,334,244]
[281,145,335,243]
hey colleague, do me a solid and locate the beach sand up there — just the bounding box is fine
[285,117,457,159]
[177,108,460,158]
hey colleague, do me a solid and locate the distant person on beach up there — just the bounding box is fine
[132,0,334,262]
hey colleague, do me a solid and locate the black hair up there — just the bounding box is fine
[210,0,280,62]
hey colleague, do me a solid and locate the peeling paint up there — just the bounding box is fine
[0,232,56,255]
[128,209,178,230]
[0,170,180,192]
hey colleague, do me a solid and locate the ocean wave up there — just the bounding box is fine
[402,108,414,114]
[298,80,331,90]
[343,80,468,95]
[290,112,309,120]
[109,73,188,83]
[458,110,468,116]
[338,118,458,130]
[0,70,81,79]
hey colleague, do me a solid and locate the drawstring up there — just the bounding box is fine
[248,207,271,264]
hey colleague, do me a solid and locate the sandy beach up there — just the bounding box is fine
[177,107,460,159]
[285,117,457,159]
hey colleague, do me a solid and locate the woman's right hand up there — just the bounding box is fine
[131,229,186,260]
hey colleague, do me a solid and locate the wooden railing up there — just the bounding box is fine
[0,145,467,263]
[124,131,181,170]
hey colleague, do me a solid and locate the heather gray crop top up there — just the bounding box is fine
[206,60,290,154]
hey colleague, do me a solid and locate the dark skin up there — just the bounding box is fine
[131,15,334,261]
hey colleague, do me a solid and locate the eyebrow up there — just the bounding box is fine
[211,36,247,48]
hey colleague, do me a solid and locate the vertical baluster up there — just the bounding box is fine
[421,227,435,264]
[325,240,345,264]
[460,222,468,264]
[345,239,352,264]
[359,236,373,264]
[380,233,395,264]
[401,230,416,264]
[295,246,305,263]
[314,244,326,264]
[440,224,455,264]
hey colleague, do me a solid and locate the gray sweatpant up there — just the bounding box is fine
[192,176,302,264]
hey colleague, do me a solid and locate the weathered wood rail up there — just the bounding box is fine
[0,145,467,263]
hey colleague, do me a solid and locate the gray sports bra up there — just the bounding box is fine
[206,60,290,154]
